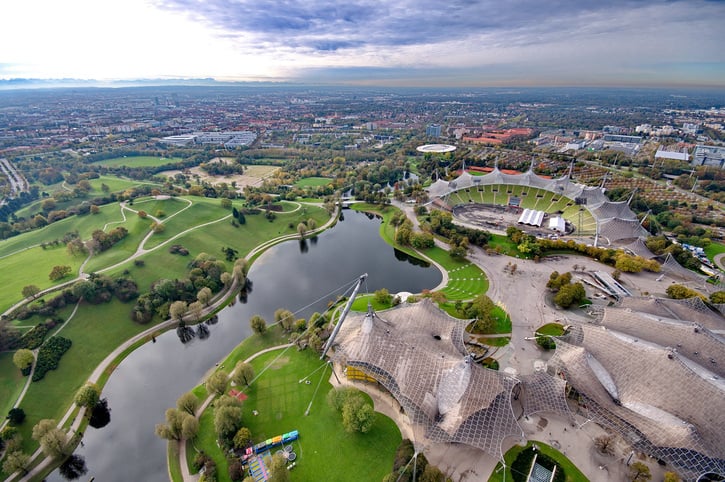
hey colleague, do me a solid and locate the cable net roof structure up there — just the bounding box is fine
[593,305,725,378]
[548,321,725,479]
[331,299,522,456]
[424,165,645,246]
[616,296,725,332]
[519,372,574,421]
[622,238,657,259]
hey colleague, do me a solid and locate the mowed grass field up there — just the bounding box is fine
[194,347,401,482]
[14,175,163,219]
[12,299,149,455]
[91,156,184,168]
[422,246,488,300]
[294,176,334,188]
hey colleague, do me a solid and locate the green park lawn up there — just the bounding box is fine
[0,352,26,422]
[489,441,589,482]
[192,347,401,482]
[350,203,425,261]
[13,299,149,455]
[91,155,184,168]
[487,234,521,256]
[294,177,334,188]
[536,323,566,337]
[704,242,725,263]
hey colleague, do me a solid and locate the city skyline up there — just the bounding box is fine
[1,0,724,88]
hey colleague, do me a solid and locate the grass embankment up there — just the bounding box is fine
[0,352,25,420]
[191,343,401,482]
[536,323,566,337]
[350,203,422,260]
[489,441,589,482]
[704,242,725,264]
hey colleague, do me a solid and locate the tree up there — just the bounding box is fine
[232,361,254,387]
[21,285,40,299]
[710,291,725,304]
[181,415,199,440]
[666,284,704,300]
[220,272,232,287]
[205,371,228,396]
[628,461,651,482]
[197,287,213,306]
[274,308,295,332]
[7,408,26,426]
[221,198,232,209]
[49,265,72,281]
[13,349,34,371]
[341,395,376,433]
[37,427,70,458]
[594,435,616,456]
[663,472,680,482]
[267,452,289,482]
[297,222,307,238]
[188,301,204,322]
[233,427,252,449]
[58,454,88,480]
[554,282,587,309]
[419,464,445,482]
[74,383,100,408]
[177,392,200,416]
[31,419,56,441]
[2,451,30,475]
[214,404,243,441]
[229,459,245,481]
[374,288,392,305]
[155,408,196,441]
[169,300,188,322]
[250,314,266,335]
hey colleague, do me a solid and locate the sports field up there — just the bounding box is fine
[294,177,334,188]
[92,156,183,167]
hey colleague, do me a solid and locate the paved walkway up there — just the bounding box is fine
[10,203,340,481]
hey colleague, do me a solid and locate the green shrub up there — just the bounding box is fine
[20,323,50,349]
[33,336,72,381]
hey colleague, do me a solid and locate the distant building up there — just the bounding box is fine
[603,134,642,144]
[692,145,725,168]
[160,134,196,146]
[655,146,690,162]
[426,124,442,137]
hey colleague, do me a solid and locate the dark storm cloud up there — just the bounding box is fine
[151,0,656,51]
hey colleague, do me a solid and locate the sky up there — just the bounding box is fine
[1,0,724,87]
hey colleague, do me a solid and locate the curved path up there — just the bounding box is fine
[9,203,340,481]
[714,253,725,272]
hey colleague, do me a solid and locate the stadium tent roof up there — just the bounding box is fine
[331,300,522,456]
[426,165,645,247]
[549,216,566,232]
[518,209,545,227]
[548,303,725,479]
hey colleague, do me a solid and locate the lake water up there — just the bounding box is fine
[48,210,441,481]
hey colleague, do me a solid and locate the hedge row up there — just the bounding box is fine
[20,323,50,349]
[32,336,72,382]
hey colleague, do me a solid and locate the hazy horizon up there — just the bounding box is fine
[1,0,724,88]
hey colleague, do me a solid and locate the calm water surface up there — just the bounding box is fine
[49,210,441,481]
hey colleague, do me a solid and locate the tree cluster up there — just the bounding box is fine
[427,209,491,247]
[327,387,376,433]
[88,226,128,252]
[72,273,139,304]
[547,271,587,309]
[33,336,72,381]
[382,439,446,482]
[132,253,229,323]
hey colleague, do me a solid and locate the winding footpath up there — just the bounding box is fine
[6,200,339,482]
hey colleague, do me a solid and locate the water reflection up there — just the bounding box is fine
[48,210,441,482]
